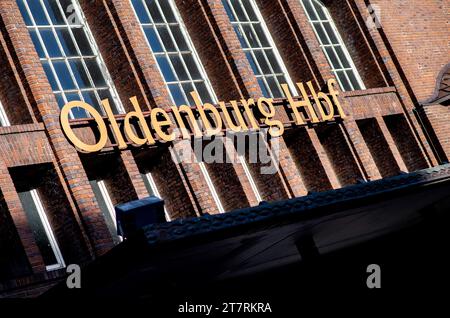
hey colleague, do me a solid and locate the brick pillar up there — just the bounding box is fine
[0,159,45,273]
[0,1,113,256]
[343,120,382,181]
[120,151,149,200]
[375,117,409,172]
[306,129,341,189]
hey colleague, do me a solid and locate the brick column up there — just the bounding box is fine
[0,1,113,256]
[0,159,45,273]
[306,129,341,189]
[120,151,149,200]
[375,117,409,172]
[343,120,382,181]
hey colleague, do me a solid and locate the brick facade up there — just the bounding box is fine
[0,0,448,297]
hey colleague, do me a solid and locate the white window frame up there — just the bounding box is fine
[223,0,298,97]
[199,162,225,213]
[96,180,117,232]
[0,101,11,127]
[238,154,263,203]
[132,0,226,213]
[19,0,125,118]
[130,0,218,106]
[29,189,65,271]
[143,172,171,221]
[300,0,365,91]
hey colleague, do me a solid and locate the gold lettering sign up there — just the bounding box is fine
[60,79,346,153]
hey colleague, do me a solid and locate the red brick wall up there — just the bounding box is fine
[368,0,449,102]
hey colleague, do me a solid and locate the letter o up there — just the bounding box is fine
[60,101,108,153]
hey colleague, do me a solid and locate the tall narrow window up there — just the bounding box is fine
[132,0,227,213]
[18,189,65,271]
[141,172,170,221]
[0,101,10,127]
[131,0,215,106]
[90,180,121,243]
[300,0,364,91]
[223,0,296,98]
[17,0,124,118]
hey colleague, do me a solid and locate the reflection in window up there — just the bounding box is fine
[131,0,215,106]
[18,189,65,271]
[301,0,364,91]
[17,0,124,118]
[223,0,296,98]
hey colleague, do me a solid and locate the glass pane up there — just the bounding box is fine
[66,92,87,118]
[242,25,259,47]
[170,55,189,81]
[168,84,187,105]
[312,22,329,45]
[156,56,176,82]
[85,59,107,87]
[254,50,271,74]
[170,26,189,51]
[230,0,248,21]
[312,0,327,20]
[346,70,361,90]
[69,59,92,88]
[242,0,258,21]
[182,82,196,105]
[322,22,338,44]
[182,54,202,80]
[18,191,57,267]
[82,91,102,114]
[253,24,270,47]
[335,46,351,68]
[42,61,59,91]
[40,29,63,57]
[234,26,248,48]
[325,46,341,69]
[131,0,151,23]
[194,82,213,104]
[146,0,164,23]
[302,0,318,21]
[53,60,76,89]
[245,52,260,75]
[158,0,177,23]
[17,0,32,26]
[144,26,163,52]
[59,0,80,25]
[257,78,269,97]
[265,49,282,73]
[98,90,119,114]
[27,0,50,25]
[43,0,65,24]
[266,76,283,98]
[157,26,176,52]
[55,93,65,109]
[72,28,94,55]
[336,71,351,91]
[56,29,78,56]
[30,30,45,58]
